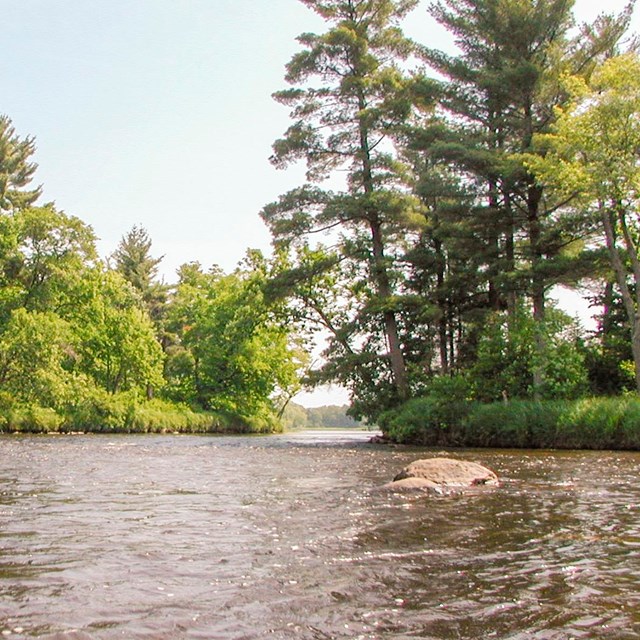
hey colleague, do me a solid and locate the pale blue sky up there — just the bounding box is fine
[2,0,637,406]
[6,0,633,278]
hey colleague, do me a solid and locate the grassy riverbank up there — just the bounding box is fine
[0,395,280,435]
[379,396,640,450]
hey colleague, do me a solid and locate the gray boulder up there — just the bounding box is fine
[384,457,498,492]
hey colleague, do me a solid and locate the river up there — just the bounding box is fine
[1,431,639,639]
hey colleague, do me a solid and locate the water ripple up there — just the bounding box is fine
[0,435,639,638]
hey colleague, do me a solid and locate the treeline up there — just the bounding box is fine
[283,404,362,429]
[0,117,305,433]
[259,0,640,444]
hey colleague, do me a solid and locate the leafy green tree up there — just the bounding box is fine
[0,308,75,407]
[419,0,632,396]
[0,115,41,213]
[263,0,421,415]
[13,204,98,312]
[0,203,98,336]
[69,269,164,395]
[470,305,588,402]
[165,258,305,428]
[532,53,640,392]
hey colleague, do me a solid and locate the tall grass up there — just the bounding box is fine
[382,396,640,450]
[0,395,248,435]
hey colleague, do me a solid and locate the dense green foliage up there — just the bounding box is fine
[0,118,304,433]
[380,396,640,450]
[262,0,640,446]
[164,256,305,431]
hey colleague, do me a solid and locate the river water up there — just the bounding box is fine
[1,431,639,639]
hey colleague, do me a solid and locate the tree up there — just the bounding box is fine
[400,129,492,378]
[112,225,166,323]
[584,283,636,394]
[13,204,98,312]
[0,115,41,213]
[418,0,633,397]
[532,53,640,392]
[0,203,98,332]
[262,0,421,416]
[470,305,587,402]
[165,258,305,429]
[69,269,164,395]
[0,308,75,407]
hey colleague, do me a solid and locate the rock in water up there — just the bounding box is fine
[384,457,498,492]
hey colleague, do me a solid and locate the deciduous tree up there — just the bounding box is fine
[532,53,640,392]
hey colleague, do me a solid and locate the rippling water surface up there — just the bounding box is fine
[1,431,639,639]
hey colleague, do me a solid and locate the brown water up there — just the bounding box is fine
[1,431,639,639]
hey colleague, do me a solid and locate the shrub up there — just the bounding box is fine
[554,397,631,449]
[379,397,442,445]
[62,387,133,432]
[464,400,563,448]
[8,405,64,433]
[470,307,588,402]
[620,398,640,448]
[383,395,640,450]
[380,375,472,445]
[126,399,222,433]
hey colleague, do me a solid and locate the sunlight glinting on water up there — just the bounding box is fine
[0,433,639,639]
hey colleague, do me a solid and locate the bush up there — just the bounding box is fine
[126,399,211,433]
[0,389,275,435]
[62,387,133,432]
[470,307,588,402]
[464,400,564,448]
[4,405,65,433]
[620,398,640,449]
[379,375,472,445]
[379,397,442,444]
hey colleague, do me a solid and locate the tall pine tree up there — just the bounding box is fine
[112,225,166,325]
[0,115,41,213]
[262,0,421,415]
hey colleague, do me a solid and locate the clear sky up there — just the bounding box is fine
[2,0,637,406]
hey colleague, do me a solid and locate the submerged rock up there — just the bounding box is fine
[384,457,499,493]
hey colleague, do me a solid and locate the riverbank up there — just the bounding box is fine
[0,397,278,435]
[379,396,640,450]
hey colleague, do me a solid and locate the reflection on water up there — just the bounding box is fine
[0,432,639,639]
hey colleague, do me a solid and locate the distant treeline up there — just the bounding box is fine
[283,404,361,429]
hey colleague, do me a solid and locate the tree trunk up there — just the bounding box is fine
[527,183,546,399]
[504,192,517,322]
[601,204,640,393]
[370,218,409,399]
[357,96,408,401]
[487,177,501,311]
[434,235,449,374]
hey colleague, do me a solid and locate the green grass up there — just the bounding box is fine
[0,394,272,435]
[382,396,640,450]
